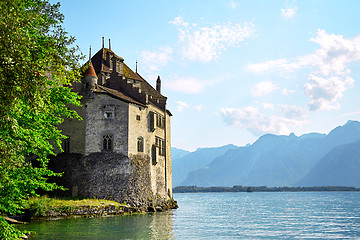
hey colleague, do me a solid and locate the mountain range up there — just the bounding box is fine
[172,120,360,188]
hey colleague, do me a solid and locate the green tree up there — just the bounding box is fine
[0,0,83,238]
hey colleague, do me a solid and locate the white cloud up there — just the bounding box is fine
[247,30,360,76]
[281,7,297,19]
[252,81,278,97]
[309,29,360,76]
[230,1,239,9]
[262,102,274,110]
[176,101,190,112]
[165,76,205,94]
[278,104,308,119]
[340,111,360,117]
[194,104,203,111]
[282,88,296,95]
[246,29,360,111]
[221,107,306,135]
[304,74,354,111]
[169,16,189,27]
[170,16,255,62]
[139,46,173,79]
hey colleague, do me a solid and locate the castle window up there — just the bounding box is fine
[155,136,165,156]
[105,111,113,118]
[150,111,165,131]
[149,111,155,132]
[63,137,70,153]
[137,137,144,152]
[152,145,158,165]
[136,115,141,121]
[104,106,115,119]
[156,113,165,129]
[103,134,113,151]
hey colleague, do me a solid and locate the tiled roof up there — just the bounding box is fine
[96,85,146,107]
[83,63,97,77]
[135,72,165,100]
[90,47,167,102]
[91,48,124,73]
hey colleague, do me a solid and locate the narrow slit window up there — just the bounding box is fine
[137,137,144,152]
[64,137,70,153]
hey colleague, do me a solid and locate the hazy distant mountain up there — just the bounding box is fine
[172,147,191,161]
[180,120,360,187]
[297,141,360,187]
[172,144,239,187]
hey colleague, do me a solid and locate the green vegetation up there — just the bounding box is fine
[25,196,125,217]
[173,185,360,193]
[0,0,83,238]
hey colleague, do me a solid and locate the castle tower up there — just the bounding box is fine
[81,62,98,98]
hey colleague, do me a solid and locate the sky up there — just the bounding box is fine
[54,0,360,151]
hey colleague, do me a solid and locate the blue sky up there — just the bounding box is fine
[56,0,360,151]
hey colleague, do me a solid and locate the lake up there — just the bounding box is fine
[18,192,360,239]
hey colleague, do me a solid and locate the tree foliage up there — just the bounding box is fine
[0,0,83,238]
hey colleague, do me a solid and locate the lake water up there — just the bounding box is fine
[18,192,360,239]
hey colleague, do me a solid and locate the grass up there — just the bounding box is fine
[24,196,126,217]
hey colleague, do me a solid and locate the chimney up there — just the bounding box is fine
[156,76,161,93]
[89,45,92,61]
[109,39,111,50]
[102,37,104,48]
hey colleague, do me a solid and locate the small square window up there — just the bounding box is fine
[136,115,141,121]
[104,106,115,119]
[105,111,113,118]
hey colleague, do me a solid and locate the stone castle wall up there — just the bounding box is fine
[48,152,173,208]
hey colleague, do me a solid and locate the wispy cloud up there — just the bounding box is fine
[304,74,354,111]
[140,46,173,79]
[221,107,307,135]
[246,29,360,111]
[230,1,239,9]
[194,104,203,111]
[282,88,296,95]
[278,104,308,119]
[262,102,274,110]
[340,111,360,117]
[176,101,190,112]
[252,81,278,97]
[281,7,297,19]
[170,16,255,62]
[165,76,205,94]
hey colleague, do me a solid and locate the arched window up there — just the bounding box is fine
[103,134,112,151]
[137,137,144,152]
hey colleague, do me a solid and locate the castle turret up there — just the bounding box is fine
[81,62,98,98]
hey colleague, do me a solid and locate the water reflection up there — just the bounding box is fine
[18,211,174,240]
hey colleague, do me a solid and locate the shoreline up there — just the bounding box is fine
[5,197,178,224]
[173,185,360,193]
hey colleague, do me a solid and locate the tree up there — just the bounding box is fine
[0,0,83,238]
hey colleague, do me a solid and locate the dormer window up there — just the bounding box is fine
[104,106,115,119]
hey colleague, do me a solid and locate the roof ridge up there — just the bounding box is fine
[98,85,146,107]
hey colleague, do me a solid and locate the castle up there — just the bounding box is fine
[55,42,173,208]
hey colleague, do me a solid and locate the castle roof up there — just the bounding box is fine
[83,62,97,77]
[91,48,167,101]
[95,85,146,107]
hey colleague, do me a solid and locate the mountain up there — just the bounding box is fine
[171,147,191,161]
[297,141,360,187]
[180,120,360,187]
[172,144,239,187]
